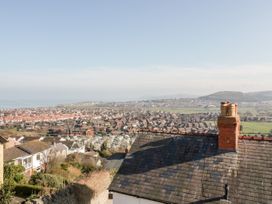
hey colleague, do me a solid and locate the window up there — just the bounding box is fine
[36,154,41,161]
[22,157,32,169]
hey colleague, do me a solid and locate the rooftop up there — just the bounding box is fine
[4,140,51,162]
[109,133,272,204]
[4,146,29,162]
[18,140,51,154]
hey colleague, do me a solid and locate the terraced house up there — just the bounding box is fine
[109,102,272,204]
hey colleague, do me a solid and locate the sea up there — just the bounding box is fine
[0,100,77,109]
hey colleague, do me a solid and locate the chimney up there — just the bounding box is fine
[218,102,240,151]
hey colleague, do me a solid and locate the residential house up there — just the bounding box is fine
[49,142,69,159]
[41,136,88,157]
[61,140,85,155]
[109,102,272,204]
[4,140,51,175]
[40,137,69,159]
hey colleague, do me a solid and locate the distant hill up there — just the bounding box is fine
[142,93,198,100]
[199,91,272,102]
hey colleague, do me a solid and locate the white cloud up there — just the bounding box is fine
[1,65,272,101]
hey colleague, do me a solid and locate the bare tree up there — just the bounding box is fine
[65,119,74,136]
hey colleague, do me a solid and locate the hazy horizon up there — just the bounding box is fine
[1,88,272,109]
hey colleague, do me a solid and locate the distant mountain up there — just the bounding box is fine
[199,91,272,102]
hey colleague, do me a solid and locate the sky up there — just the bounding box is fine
[1,0,272,103]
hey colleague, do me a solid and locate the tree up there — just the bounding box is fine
[99,139,112,158]
[0,164,25,204]
[39,149,51,173]
[65,119,74,136]
[0,184,14,204]
[101,139,109,152]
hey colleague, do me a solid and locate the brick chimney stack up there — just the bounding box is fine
[218,102,240,151]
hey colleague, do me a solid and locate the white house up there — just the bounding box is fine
[111,192,163,204]
[4,140,51,175]
[61,140,85,155]
[49,143,69,159]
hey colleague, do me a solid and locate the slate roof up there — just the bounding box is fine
[61,141,75,149]
[41,137,83,150]
[0,136,8,144]
[4,140,51,162]
[4,146,29,162]
[18,141,51,154]
[109,133,272,204]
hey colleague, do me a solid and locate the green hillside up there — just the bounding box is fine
[199,91,272,102]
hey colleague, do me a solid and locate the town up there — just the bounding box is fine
[0,98,271,203]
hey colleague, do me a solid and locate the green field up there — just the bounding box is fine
[148,107,219,114]
[148,105,272,116]
[241,122,272,134]
[148,107,271,134]
[148,107,266,115]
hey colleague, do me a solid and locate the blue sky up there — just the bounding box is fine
[0,1,272,102]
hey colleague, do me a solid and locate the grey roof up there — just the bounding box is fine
[42,137,59,145]
[17,141,51,154]
[4,140,51,162]
[41,137,82,150]
[61,141,75,149]
[4,146,29,162]
[0,136,8,144]
[109,134,272,204]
